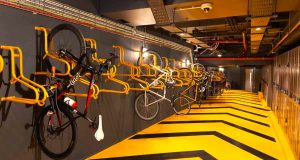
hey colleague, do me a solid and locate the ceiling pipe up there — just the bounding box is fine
[0,0,191,53]
[270,20,300,54]
[204,40,243,44]
[196,57,273,61]
[242,32,247,54]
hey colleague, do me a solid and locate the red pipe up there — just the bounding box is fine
[270,20,300,54]
[0,1,187,53]
[205,40,243,44]
[196,57,273,61]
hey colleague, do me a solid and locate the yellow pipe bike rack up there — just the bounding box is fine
[191,63,205,81]
[113,45,150,91]
[162,57,183,87]
[0,54,4,73]
[0,45,47,106]
[34,26,71,76]
[138,51,165,90]
[84,38,130,95]
[138,51,158,77]
[169,58,192,86]
[34,26,99,99]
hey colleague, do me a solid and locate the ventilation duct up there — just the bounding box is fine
[147,0,170,25]
[249,0,275,54]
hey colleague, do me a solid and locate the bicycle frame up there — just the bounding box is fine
[180,83,200,104]
[139,65,174,106]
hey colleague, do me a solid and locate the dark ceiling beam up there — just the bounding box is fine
[192,31,243,38]
[174,18,227,28]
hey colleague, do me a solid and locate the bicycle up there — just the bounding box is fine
[134,51,191,120]
[176,68,208,108]
[34,23,117,159]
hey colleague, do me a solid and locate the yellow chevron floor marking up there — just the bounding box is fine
[86,90,295,160]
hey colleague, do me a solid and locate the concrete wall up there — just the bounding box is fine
[0,5,189,160]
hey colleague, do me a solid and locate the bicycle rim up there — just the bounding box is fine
[134,92,159,120]
[173,96,191,115]
[35,105,77,159]
[47,23,86,72]
[137,50,163,75]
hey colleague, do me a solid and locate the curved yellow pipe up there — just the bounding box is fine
[0,55,4,73]
[0,46,48,106]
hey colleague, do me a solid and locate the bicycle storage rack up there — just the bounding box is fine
[34,26,99,99]
[113,45,150,91]
[84,38,130,95]
[138,51,165,90]
[0,45,48,106]
[0,54,4,73]
[169,58,192,86]
[162,57,183,87]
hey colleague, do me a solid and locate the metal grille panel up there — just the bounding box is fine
[147,0,170,25]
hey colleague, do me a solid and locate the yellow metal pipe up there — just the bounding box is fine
[0,45,48,106]
[0,55,4,73]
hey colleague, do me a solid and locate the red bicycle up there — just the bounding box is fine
[34,24,117,159]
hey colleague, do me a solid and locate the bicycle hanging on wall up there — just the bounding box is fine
[134,50,192,121]
[34,23,117,159]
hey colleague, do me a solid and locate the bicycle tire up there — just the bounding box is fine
[35,105,77,159]
[134,92,160,120]
[47,23,86,72]
[137,50,163,75]
[172,96,191,115]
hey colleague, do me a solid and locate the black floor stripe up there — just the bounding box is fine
[159,120,275,141]
[201,101,270,111]
[91,150,217,160]
[204,99,262,106]
[187,112,270,127]
[131,131,277,160]
[191,106,268,117]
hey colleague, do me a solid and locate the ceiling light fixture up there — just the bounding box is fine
[255,27,262,31]
[142,52,149,57]
[179,33,185,36]
[142,47,148,52]
[217,54,222,57]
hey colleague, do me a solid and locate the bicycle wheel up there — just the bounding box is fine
[35,105,77,159]
[173,96,191,115]
[137,50,163,75]
[135,92,159,120]
[47,23,86,72]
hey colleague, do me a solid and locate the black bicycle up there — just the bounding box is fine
[34,23,117,159]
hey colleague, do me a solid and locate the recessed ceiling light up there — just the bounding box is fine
[217,54,222,57]
[255,27,262,31]
[179,33,185,36]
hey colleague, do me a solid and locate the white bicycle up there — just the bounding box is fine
[134,51,191,120]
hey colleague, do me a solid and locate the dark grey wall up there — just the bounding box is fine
[225,68,243,89]
[0,5,188,160]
